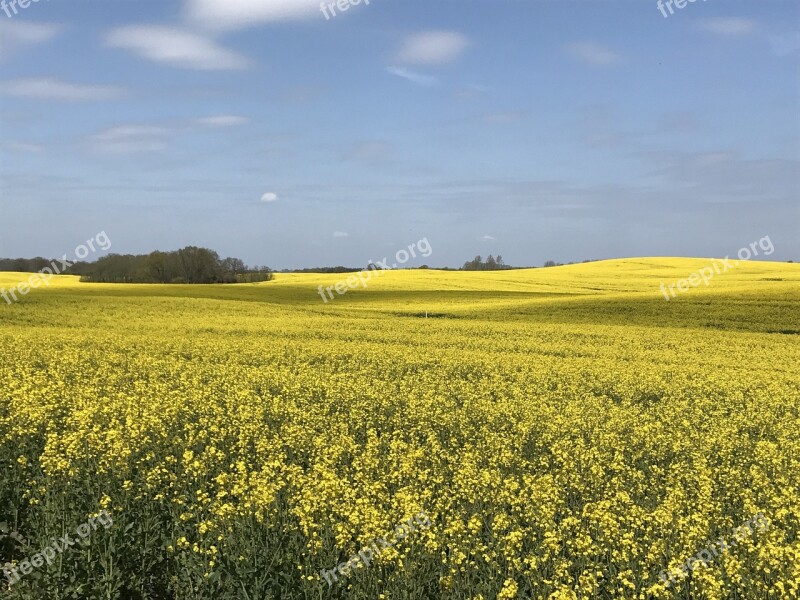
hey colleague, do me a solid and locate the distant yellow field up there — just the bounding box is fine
[3,256,800,295]
[0,259,798,599]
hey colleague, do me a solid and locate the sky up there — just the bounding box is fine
[0,0,798,269]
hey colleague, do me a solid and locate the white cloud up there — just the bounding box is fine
[196,115,249,127]
[0,78,123,101]
[185,0,320,31]
[105,26,249,70]
[261,192,279,202]
[333,231,348,238]
[566,42,620,66]
[386,66,438,86]
[481,235,496,241]
[92,125,169,142]
[699,18,757,36]
[0,21,60,60]
[396,31,469,65]
[89,125,170,153]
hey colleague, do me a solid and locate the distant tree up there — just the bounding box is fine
[222,257,245,274]
[145,251,171,283]
[463,256,483,271]
[544,260,557,267]
[462,254,510,271]
[220,257,246,283]
[174,247,223,283]
[237,266,273,283]
[244,265,273,282]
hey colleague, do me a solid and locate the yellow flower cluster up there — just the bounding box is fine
[0,258,798,598]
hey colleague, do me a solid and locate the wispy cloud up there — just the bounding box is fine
[6,141,44,153]
[386,66,438,86]
[105,26,250,70]
[89,125,170,153]
[0,77,123,101]
[0,21,60,60]
[195,115,249,127]
[396,31,470,65]
[86,116,251,153]
[481,235,496,241]
[333,231,349,238]
[185,0,320,31]
[566,42,621,66]
[698,18,757,36]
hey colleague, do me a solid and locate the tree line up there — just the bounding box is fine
[460,255,601,270]
[0,257,56,273]
[2,249,615,280]
[0,247,272,284]
[461,255,512,271]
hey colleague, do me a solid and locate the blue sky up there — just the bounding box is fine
[0,0,798,268]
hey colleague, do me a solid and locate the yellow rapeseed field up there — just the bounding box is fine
[0,258,798,599]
